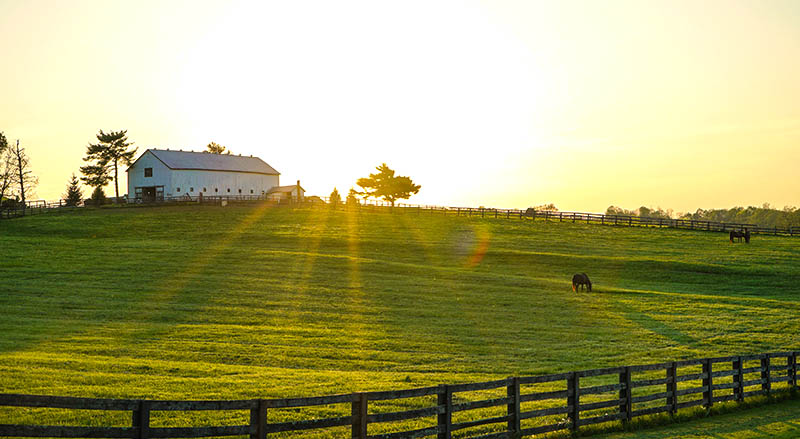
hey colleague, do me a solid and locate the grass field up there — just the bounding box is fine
[2,204,799,436]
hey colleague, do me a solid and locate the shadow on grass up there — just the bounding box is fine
[584,391,800,439]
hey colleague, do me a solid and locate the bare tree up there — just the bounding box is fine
[0,151,14,205]
[0,132,12,205]
[10,139,38,211]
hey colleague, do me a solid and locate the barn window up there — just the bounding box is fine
[144,168,152,177]
[250,189,254,194]
[227,188,231,193]
[214,188,218,193]
[176,187,181,192]
[238,189,242,194]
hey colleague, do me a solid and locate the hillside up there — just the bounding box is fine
[1,205,799,434]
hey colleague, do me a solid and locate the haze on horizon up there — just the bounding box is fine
[1,0,798,214]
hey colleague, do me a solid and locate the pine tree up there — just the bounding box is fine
[346,188,359,206]
[64,174,83,207]
[329,187,342,207]
[80,130,137,202]
[90,186,107,206]
[206,142,231,154]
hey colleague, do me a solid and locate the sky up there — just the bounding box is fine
[1,0,798,213]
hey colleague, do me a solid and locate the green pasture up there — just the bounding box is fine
[1,205,799,436]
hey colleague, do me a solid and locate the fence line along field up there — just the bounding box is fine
[3,351,797,438]
[5,198,799,237]
[1,205,799,437]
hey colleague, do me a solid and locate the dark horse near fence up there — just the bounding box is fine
[572,273,592,292]
[730,229,751,243]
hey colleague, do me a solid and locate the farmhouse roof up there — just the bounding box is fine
[130,149,280,175]
[268,184,305,193]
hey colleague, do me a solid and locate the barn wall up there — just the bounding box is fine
[127,151,172,198]
[169,170,279,198]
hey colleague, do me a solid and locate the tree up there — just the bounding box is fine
[64,174,83,207]
[206,142,231,154]
[80,130,137,202]
[11,139,37,211]
[90,186,107,206]
[355,163,421,207]
[532,203,558,212]
[329,187,342,207]
[346,188,359,206]
[0,132,11,204]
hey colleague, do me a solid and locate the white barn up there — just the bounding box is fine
[126,149,292,202]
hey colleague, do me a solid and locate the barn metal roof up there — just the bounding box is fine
[140,149,280,175]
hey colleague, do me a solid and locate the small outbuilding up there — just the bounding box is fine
[126,149,281,202]
[267,182,305,203]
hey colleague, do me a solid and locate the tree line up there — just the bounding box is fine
[606,204,800,229]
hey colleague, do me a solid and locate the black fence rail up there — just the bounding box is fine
[3,196,798,237]
[0,195,291,219]
[2,351,797,439]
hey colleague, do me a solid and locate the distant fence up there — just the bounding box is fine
[351,203,797,237]
[2,196,798,237]
[2,351,797,438]
[0,196,287,219]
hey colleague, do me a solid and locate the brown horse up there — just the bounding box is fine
[730,229,751,243]
[572,273,592,292]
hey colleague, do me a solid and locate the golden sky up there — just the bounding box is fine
[2,0,798,213]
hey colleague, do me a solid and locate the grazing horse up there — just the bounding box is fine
[730,229,751,243]
[572,273,592,292]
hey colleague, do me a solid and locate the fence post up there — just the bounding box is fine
[132,400,150,439]
[733,357,743,402]
[567,372,580,432]
[790,353,798,390]
[507,377,520,436]
[762,355,771,395]
[619,367,631,424]
[438,385,452,439]
[702,359,713,409]
[667,362,678,414]
[351,393,368,439]
[250,399,267,439]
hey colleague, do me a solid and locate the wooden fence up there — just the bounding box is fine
[2,351,797,439]
[3,196,798,237]
[386,206,773,235]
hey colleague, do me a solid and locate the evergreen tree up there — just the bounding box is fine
[206,142,230,154]
[346,188,359,206]
[64,174,83,207]
[80,130,137,202]
[90,186,107,206]
[329,187,342,207]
